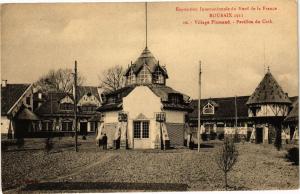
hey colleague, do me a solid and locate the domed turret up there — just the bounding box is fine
[124,47,168,86]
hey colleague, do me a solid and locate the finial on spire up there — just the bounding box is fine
[145,2,148,48]
[267,66,270,72]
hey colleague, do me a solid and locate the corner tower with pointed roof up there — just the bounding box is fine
[247,69,291,117]
[246,69,292,144]
[124,47,168,86]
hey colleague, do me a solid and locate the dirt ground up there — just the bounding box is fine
[1,136,299,193]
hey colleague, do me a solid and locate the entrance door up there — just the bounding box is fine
[80,122,88,135]
[133,120,150,149]
[256,128,263,144]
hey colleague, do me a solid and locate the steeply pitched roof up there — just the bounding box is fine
[35,92,71,116]
[1,84,31,115]
[124,47,168,77]
[77,86,100,101]
[246,71,291,105]
[189,96,250,121]
[284,97,298,122]
[148,84,190,103]
[98,84,191,112]
[35,86,101,116]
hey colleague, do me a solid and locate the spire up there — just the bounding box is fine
[145,2,148,48]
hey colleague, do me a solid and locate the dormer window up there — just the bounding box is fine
[137,65,151,84]
[203,103,214,114]
[168,94,183,104]
[127,68,136,85]
[153,68,165,85]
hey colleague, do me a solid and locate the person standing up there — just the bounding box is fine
[102,133,108,150]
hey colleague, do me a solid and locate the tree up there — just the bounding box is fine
[98,65,125,93]
[215,138,239,190]
[35,68,85,93]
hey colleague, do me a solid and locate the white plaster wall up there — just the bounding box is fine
[103,111,119,123]
[165,110,186,124]
[123,86,162,149]
[1,116,10,134]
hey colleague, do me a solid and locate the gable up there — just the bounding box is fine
[60,95,74,104]
[78,94,101,106]
[1,84,32,116]
[123,86,161,119]
[203,102,215,114]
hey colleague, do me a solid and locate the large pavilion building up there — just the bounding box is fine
[97,47,192,149]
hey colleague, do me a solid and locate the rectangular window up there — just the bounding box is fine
[60,103,73,110]
[48,122,53,131]
[26,96,31,105]
[134,121,141,138]
[62,122,67,131]
[42,122,47,131]
[133,121,149,139]
[90,122,96,132]
[42,121,53,131]
[142,121,149,138]
[62,121,73,131]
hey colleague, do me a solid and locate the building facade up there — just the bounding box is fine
[97,47,191,149]
[1,80,39,138]
[34,86,102,135]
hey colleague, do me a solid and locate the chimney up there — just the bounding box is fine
[1,80,7,87]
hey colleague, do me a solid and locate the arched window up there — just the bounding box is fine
[153,68,165,84]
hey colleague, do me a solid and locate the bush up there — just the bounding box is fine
[16,138,25,149]
[286,147,299,165]
[215,138,239,190]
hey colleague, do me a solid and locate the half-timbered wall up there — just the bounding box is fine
[248,104,290,117]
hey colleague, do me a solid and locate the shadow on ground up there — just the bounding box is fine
[22,182,189,191]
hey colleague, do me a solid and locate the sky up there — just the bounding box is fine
[1,1,298,99]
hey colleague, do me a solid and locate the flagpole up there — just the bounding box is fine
[74,60,78,152]
[198,61,202,152]
[235,95,238,135]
